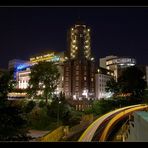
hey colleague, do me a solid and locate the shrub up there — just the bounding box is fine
[27,107,56,130]
[38,100,46,108]
[24,100,36,113]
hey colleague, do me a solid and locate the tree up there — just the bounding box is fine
[118,66,146,98]
[91,100,115,116]
[106,66,147,99]
[27,61,60,104]
[106,78,119,94]
[47,92,70,121]
[47,92,80,127]
[0,70,16,100]
[0,71,30,141]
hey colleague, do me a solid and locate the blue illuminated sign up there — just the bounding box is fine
[16,63,32,71]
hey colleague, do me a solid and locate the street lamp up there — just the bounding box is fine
[57,100,61,127]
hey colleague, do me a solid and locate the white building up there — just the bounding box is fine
[15,50,64,94]
[17,68,31,89]
[100,55,136,81]
[95,67,114,100]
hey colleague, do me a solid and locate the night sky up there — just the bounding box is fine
[0,7,148,69]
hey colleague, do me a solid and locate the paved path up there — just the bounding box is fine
[28,130,50,139]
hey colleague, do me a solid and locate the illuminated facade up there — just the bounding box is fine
[100,55,136,81]
[29,50,64,64]
[66,22,92,60]
[16,68,31,89]
[64,22,96,100]
[95,67,114,99]
[8,59,28,79]
[16,50,64,93]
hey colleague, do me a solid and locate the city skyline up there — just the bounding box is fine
[0,7,148,69]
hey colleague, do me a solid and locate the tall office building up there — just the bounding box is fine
[64,21,96,100]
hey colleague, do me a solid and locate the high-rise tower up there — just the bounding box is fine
[64,22,95,101]
[67,22,92,60]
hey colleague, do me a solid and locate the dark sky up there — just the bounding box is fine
[0,7,148,69]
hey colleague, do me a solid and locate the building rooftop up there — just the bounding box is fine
[29,49,63,58]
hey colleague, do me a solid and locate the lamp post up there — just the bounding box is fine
[57,99,61,127]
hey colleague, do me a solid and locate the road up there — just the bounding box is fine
[78,104,147,142]
[99,104,148,142]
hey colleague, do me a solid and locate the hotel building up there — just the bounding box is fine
[64,21,96,100]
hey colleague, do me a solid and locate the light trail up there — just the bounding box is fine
[99,104,148,142]
[78,104,145,142]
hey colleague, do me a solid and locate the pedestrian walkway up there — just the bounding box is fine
[28,130,50,139]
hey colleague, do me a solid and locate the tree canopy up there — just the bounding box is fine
[0,70,30,141]
[27,61,60,104]
[106,66,147,99]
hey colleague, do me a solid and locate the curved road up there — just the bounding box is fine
[78,104,147,142]
[99,104,148,142]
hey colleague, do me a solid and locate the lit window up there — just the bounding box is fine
[75,87,79,91]
[84,77,86,80]
[73,40,76,43]
[76,71,79,75]
[76,82,79,86]
[76,65,79,70]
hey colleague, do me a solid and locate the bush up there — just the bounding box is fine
[27,107,57,130]
[10,99,26,108]
[39,100,46,108]
[24,100,36,113]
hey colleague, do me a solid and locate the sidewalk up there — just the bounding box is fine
[28,130,50,139]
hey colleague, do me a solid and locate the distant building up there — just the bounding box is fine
[64,21,96,101]
[95,67,114,99]
[100,55,136,81]
[100,55,117,69]
[15,50,64,94]
[126,111,148,142]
